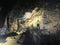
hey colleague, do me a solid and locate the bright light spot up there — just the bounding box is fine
[22,12,31,20]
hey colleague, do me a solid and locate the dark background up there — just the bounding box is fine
[0,0,60,27]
